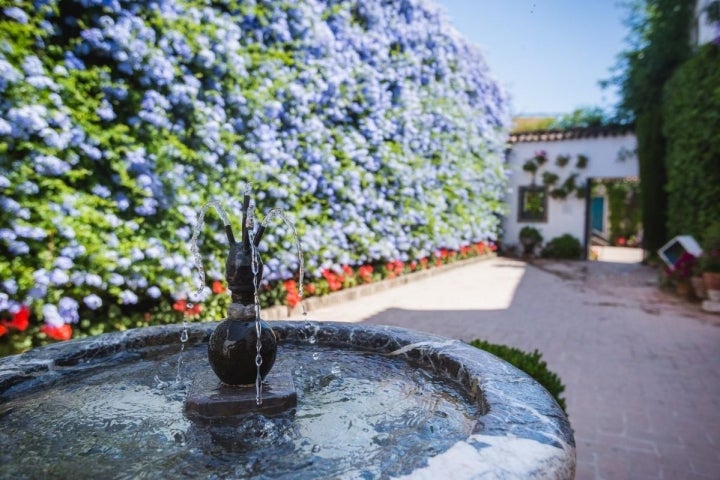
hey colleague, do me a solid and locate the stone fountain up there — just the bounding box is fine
[0,195,576,479]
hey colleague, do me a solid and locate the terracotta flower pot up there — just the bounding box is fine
[703,272,720,290]
[676,281,692,299]
[704,272,720,302]
[691,276,707,300]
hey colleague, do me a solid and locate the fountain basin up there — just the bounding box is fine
[0,321,575,478]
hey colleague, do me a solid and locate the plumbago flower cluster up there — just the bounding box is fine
[0,0,509,353]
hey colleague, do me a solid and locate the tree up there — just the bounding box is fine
[606,0,694,252]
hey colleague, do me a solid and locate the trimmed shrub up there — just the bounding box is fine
[469,339,567,412]
[541,234,582,259]
[519,226,543,255]
[0,0,509,353]
[663,43,720,240]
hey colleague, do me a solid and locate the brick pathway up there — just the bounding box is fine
[287,256,720,479]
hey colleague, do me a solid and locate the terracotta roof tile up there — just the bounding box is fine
[508,125,634,144]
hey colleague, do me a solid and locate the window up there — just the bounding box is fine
[518,186,548,222]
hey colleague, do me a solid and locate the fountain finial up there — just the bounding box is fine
[207,192,277,387]
[224,193,263,306]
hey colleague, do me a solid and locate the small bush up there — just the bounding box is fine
[542,234,582,259]
[519,226,543,255]
[469,339,567,412]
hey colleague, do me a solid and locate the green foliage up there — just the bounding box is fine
[608,0,694,251]
[541,234,582,259]
[663,44,720,241]
[522,152,588,199]
[611,0,694,119]
[511,116,556,133]
[636,110,668,251]
[522,160,538,174]
[541,172,559,186]
[549,106,617,129]
[604,180,642,245]
[468,339,567,412]
[576,154,589,169]
[555,155,570,167]
[699,222,720,273]
[0,0,510,355]
[519,226,543,244]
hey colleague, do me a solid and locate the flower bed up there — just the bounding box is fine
[0,0,509,355]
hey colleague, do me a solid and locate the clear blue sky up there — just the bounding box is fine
[435,0,629,116]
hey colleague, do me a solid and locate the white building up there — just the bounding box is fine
[502,127,638,256]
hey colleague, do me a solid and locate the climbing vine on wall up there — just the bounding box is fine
[522,151,588,199]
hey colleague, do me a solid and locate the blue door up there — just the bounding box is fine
[591,197,604,232]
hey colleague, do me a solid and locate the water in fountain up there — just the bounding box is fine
[261,207,307,316]
[244,199,264,405]
[0,343,481,479]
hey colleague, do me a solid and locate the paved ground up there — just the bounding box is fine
[287,255,720,479]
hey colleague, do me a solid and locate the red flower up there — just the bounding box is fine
[212,280,226,294]
[342,265,353,276]
[2,305,30,332]
[284,280,300,307]
[305,283,316,295]
[172,299,187,312]
[10,305,30,331]
[322,269,344,291]
[186,303,203,316]
[420,257,428,268]
[358,265,373,283]
[172,299,202,316]
[41,324,73,341]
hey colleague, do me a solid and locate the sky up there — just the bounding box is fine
[434,0,630,116]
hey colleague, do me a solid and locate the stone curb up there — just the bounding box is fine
[261,253,496,320]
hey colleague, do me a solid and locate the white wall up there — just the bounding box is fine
[503,133,638,250]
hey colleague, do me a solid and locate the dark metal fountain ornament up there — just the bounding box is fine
[185,192,302,419]
[207,194,277,386]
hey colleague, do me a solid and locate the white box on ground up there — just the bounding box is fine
[658,235,703,269]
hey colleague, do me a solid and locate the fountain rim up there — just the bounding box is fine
[0,320,575,477]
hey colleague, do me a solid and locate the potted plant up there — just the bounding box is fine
[700,222,720,301]
[519,226,543,257]
[667,252,696,299]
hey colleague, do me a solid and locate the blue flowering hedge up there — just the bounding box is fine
[0,0,509,353]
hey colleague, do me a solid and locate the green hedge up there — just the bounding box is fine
[469,339,567,412]
[0,0,509,354]
[541,234,582,259]
[663,44,720,239]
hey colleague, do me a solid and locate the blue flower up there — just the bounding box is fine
[58,297,79,323]
[50,269,70,285]
[34,155,71,176]
[3,7,28,24]
[85,273,103,287]
[96,99,116,121]
[42,304,65,327]
[119,290,138,304]
[0,119,11,136]
[2,278,18,295]
[8,241,29,255]
[91,185,111,198]
[83,294,103,310]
